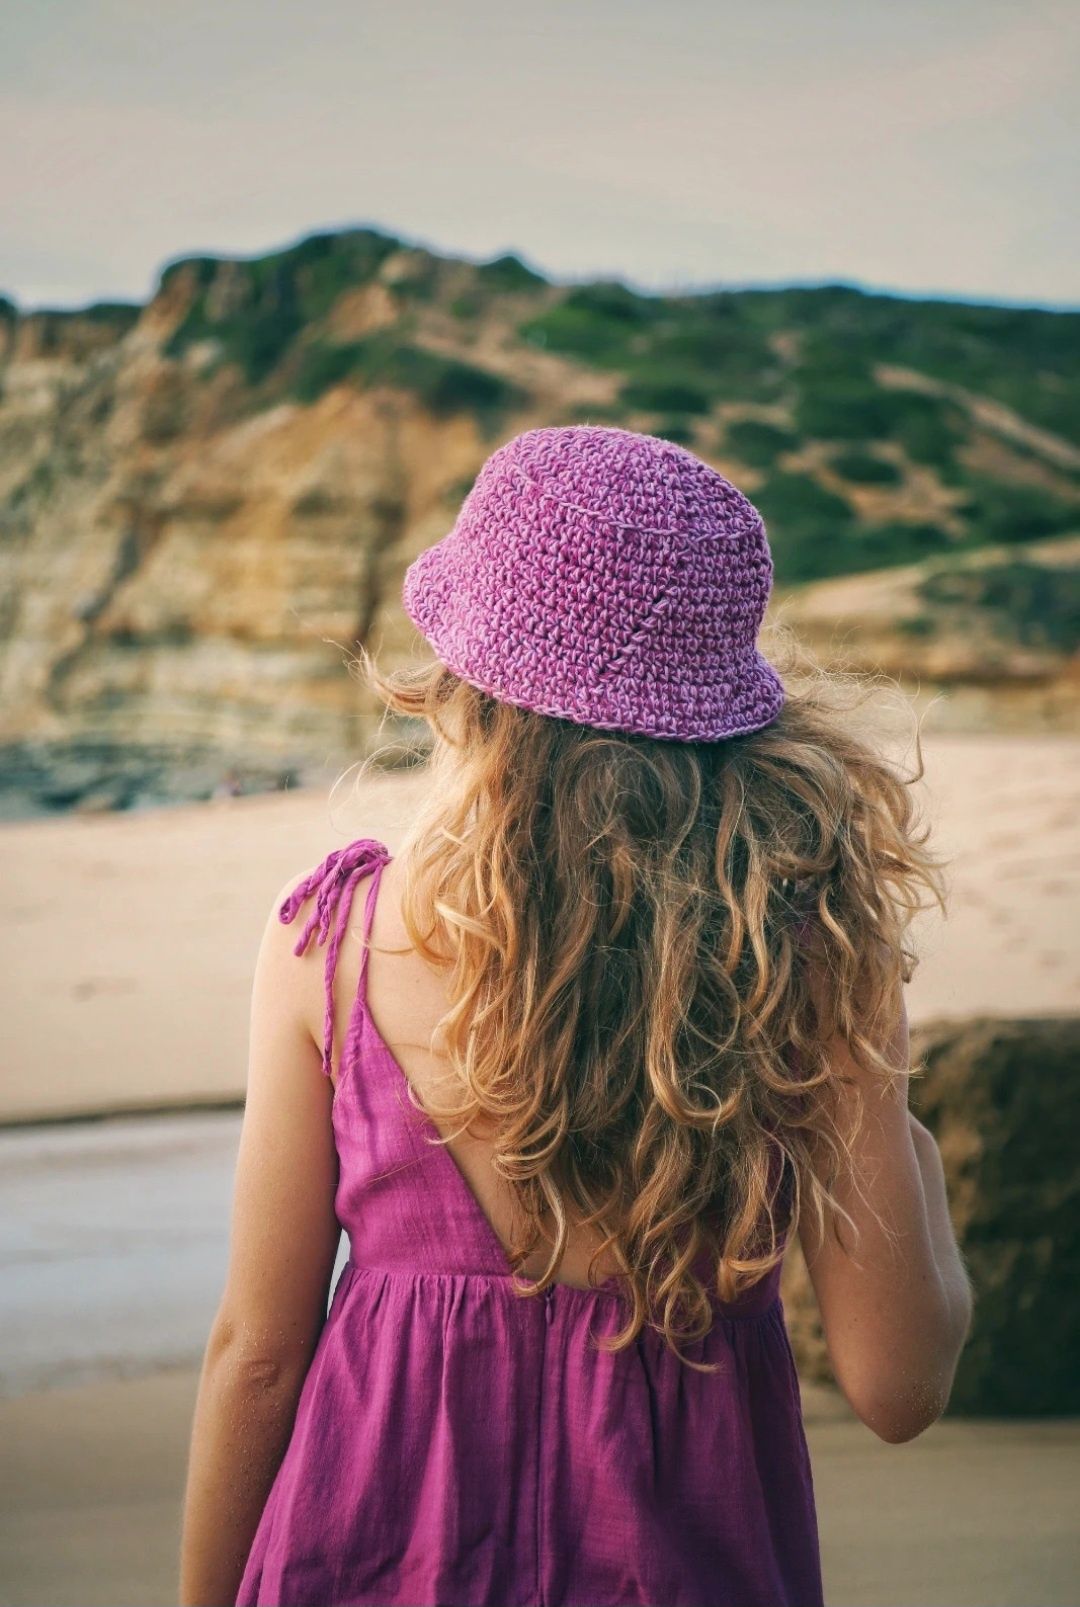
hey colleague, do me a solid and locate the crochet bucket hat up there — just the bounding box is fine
[401,424,785,742]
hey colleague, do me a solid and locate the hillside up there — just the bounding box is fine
[1,227,1078,814]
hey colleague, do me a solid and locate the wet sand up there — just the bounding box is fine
[1,1367,1077,1607]
[2,1109,1079,1607]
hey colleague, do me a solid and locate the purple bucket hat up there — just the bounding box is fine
[401,424,785,742]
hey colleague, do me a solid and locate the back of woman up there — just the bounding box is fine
[180,425,973,1607]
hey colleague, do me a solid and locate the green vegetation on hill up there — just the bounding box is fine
[290,333,524,423]
[522,285,784,408]
[723,419,797,467]
[954,478,1078,544]
[163,230,407,382]
[35,226,1074,589]
[157,228,527,432]
[913,558,1080,654]
[829,450,902,485]
[517,278,1079,580]
[474,253,547,293]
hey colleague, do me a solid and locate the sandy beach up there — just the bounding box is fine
[2,731,1079,1127]
[2,1366,1078,1607]
[2,1104,1078,1606]
[2,730,1079,1606]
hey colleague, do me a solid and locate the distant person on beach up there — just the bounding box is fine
[211,770,244,801]
[180,427,973,1607]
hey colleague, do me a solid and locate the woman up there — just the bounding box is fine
[180,424,972,1607]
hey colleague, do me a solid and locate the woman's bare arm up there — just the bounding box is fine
[179,874,341,1607]
[798,975,973,1444]
[906,1107,973,1346]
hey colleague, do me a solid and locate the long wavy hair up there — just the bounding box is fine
[343,628,949,1371]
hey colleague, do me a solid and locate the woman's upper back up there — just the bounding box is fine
[284,834,782,1315]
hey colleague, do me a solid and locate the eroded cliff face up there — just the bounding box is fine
[1,230,1077,813]
[773,533,1080,736]
[1,326,446,799]
[0,235,647,811]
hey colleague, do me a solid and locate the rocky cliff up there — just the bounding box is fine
[2,228,1078,814]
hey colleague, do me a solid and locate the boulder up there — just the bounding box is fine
[781,1014,1080,1416]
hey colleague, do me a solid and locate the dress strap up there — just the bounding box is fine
[356,850,388,1003]
[278,837,392,1079]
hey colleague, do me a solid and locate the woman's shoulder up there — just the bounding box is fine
[276,836,392,924]
[262,836,393,1078]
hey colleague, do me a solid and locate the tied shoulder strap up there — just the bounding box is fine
[278,837,392,1079]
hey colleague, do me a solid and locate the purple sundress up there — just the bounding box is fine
[235,838,823,1607]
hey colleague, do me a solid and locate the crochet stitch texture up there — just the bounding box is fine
[401,424,786,741]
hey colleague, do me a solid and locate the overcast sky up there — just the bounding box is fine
[4,0,1078,312]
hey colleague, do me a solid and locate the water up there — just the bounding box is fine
[0,1110,349,1396]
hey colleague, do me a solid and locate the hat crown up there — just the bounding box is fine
[401,425,785,743]
[471,424,764,542]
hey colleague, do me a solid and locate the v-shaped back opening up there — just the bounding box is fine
[341,848,528,1281]
[298,836,776,1312]
[341,845,630,1298]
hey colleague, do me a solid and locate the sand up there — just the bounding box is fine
[2,732,1079,1126]
[2,732,1079,1606]
[1,1369,1077,1607]
[0,766,420,1125]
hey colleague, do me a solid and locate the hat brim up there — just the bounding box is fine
[402,543,785,743]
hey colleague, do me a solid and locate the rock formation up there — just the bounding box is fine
[781,1014,1080,1416]
[1,228,1077,814]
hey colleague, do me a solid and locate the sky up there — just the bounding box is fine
[3,0,1079,313]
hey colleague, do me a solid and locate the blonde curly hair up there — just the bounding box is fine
[343,630,949,1371]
